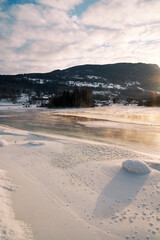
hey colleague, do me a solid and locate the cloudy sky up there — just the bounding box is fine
[0,0,160,74]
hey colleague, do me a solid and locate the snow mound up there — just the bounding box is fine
[0,139,8,147]
[122,160,151,174]
[27,141,45,146]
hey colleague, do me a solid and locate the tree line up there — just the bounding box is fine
[47,87,94,108]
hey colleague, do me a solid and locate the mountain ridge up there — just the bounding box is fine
[2,62,159,76]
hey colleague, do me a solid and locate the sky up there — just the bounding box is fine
[0,0,160,74]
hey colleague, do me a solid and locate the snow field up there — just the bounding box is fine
[0,124,160,239]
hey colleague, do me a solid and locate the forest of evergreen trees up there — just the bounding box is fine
[47,87,94,108]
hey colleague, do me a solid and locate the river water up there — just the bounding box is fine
[0,105,160,155]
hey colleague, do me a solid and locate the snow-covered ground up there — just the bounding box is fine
[0,167,33,240]
[0,105,160,239]
[0,121,160,240]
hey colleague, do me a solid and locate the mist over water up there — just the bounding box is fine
[0,105,160,155]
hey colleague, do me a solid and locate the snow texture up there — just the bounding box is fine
[0,169,33,240]
[122,160,151,174]
[0,139,8,147]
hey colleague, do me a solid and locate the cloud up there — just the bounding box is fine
[36,0,83,10]
[81,0,160,28]
[0,0,160,74]
[0,1,86,73]
[79,0,160,64]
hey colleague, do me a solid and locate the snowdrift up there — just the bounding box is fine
[122,160,151,174]
[26,141,45,146]
[0,139,8,147]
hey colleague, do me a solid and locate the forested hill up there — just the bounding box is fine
[0,62,160,105]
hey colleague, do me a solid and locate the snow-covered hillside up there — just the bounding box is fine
[0,62,160,106]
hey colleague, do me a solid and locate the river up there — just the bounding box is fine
[0,104,160,155]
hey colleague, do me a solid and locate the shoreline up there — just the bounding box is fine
[1,122,160,158]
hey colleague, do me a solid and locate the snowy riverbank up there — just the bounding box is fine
[0,124,160,240]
